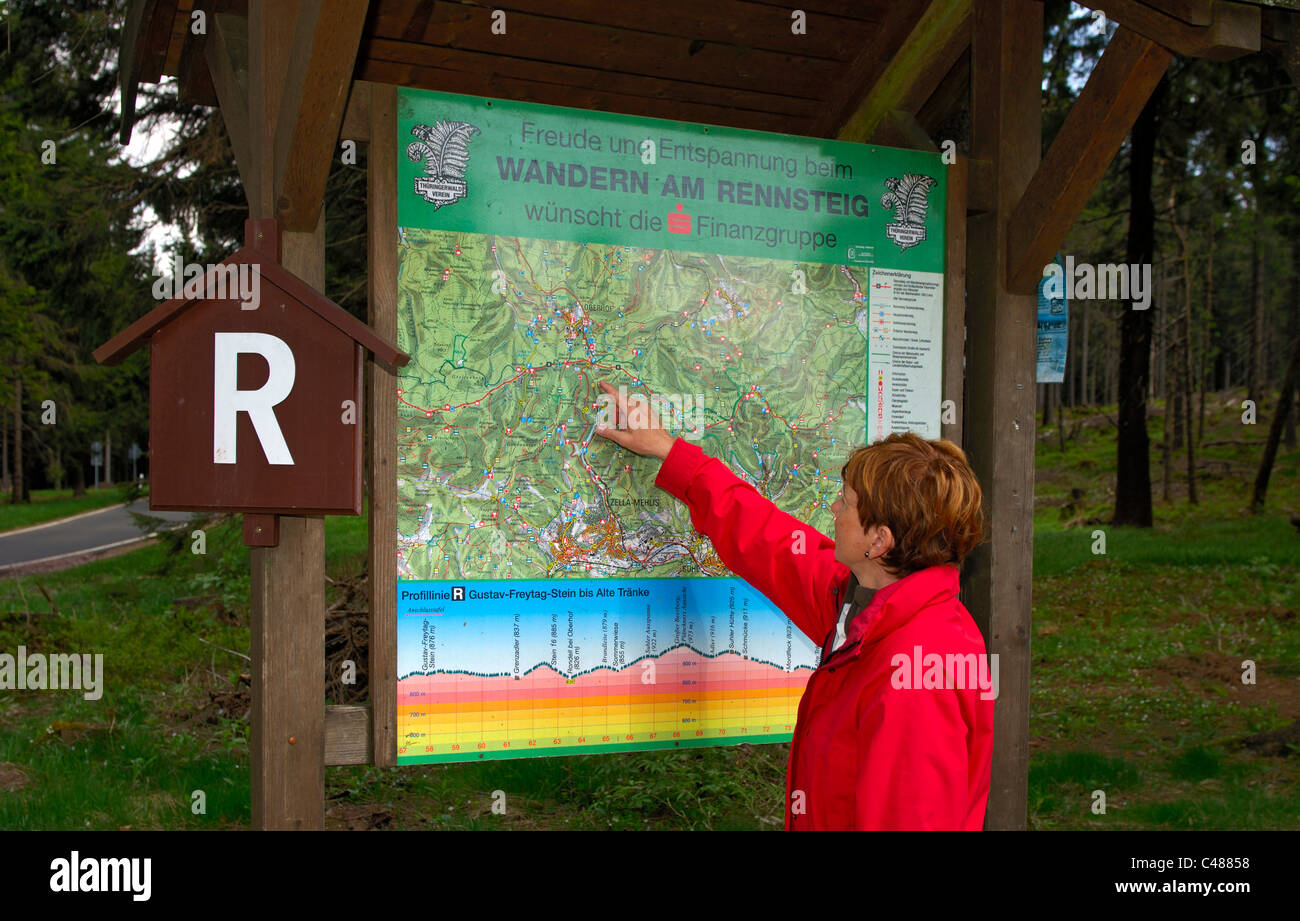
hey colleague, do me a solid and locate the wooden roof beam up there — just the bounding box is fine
[917,46,970,141]
[1262,6,1300,85]
[340,80,372,143]
[1084,0,1260,60]
[136,0,179,83]
[869,109,941,152]
[177,26,218,107]
[1005,26,1172,294]
[1147,0,1213,26]
[831,0,972,145]
[207,11,255,208]
[116,0,182,126]
[269,0,371,231]
[162,0,197,77]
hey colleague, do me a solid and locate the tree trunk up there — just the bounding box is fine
[1170,196,1198,505]
[1200,220,1212,447]
[1057,384,1066,451]
[1067,305,1077,408]
[1287,242,1299,448]
[10,373,22,505]
[1153,266,1163,401]
[1082,298,1091,405]
[1106,312,1116,407]
[1153,262,1171,402]
[1167,266,1185,452]
[72,454,85,498]
[1113,76,1163,527]
[0,409,8,493]
[1041,382,1052,426]
[1247,208,1263,410]
[1161,345,1172,503]
[1251,332,1300,511]
[1181,241,1197,505]
[1108,340,1116,407]
[1159,259,1172,503]
[1168,218,1185,453]
[104,428,112,487]
[1263,270,1271,402]
[1292,391,1299,449]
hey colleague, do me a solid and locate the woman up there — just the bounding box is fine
[593,380,993,830]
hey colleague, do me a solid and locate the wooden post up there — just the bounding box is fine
[249,517,326,829]
[246,0,327,829]
[943,154,968,449]
[368,82,399,767]
[964,0,1041,831]
[248,216,328,829]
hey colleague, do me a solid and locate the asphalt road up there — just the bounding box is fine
[0,500,194,569]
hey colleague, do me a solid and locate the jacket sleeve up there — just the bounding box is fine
[654,437,848,645]
[854,680,972,830]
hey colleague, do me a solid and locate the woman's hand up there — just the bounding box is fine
[592,380,677,461]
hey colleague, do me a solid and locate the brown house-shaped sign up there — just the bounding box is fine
[95,219,408,542]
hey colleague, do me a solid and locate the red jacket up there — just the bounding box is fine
[655,439,994,830]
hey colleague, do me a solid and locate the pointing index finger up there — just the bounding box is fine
[598,380,626,420]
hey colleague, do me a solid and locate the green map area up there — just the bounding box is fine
[395,228,870,581]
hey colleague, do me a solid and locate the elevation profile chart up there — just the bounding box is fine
[397,580,818,762]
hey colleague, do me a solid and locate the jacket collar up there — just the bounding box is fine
[823,564,961,665]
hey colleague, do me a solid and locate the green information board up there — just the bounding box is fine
[397,89,945,267]
[393,88,948,764]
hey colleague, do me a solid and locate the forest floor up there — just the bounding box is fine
[0,387,1296,830]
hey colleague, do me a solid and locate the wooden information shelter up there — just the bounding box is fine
[118,0,1296,830]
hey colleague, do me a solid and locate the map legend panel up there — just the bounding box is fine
[866,267,943,443]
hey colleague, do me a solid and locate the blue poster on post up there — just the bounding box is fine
[1037,255,1068,382]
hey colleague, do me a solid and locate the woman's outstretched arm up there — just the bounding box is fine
[593,381,847,645]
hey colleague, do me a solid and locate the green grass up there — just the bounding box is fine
[0,485,139,534]
[0,692,249,830]
[1034,515,1300,577]
[1025,387,1300,830]
[0,511,251,829]
[2,387,1298,829]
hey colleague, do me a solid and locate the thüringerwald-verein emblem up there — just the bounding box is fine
[407,120,481,209]
[880,173,938,253]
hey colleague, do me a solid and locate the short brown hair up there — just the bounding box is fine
[840,432,985,576]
